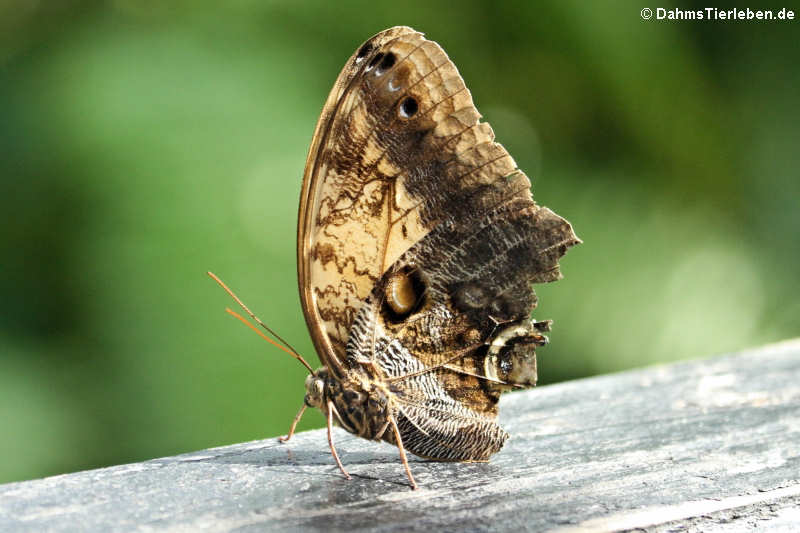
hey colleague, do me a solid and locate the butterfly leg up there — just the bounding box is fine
[374,419,390,441]
[326,400,352,480]
[278,403,307,443]
[389,415,418,490]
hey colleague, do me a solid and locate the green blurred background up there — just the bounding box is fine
[1,0,798,484]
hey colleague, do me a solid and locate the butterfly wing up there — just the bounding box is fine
[345,188,579,460]
[299,26,449,371]
[299,27,579,459]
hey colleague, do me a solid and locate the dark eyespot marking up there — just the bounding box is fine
[383,267,426,320]
[399,96,418,118]
[366,52,384,71]
[376,52,396,73]
[355,43,373,62]
[453,282,489,310]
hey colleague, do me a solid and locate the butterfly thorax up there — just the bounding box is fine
[304,366,393,440]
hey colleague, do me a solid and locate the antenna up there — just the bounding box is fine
[208,271,314,374]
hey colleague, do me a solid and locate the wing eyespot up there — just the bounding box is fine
[398,96,418,119]
[366,52,385,71]
[453,282,490,310]
[355,43,373,63]
[384,267,426,320]
[375,52,396,75]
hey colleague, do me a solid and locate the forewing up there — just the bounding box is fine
[298,26,500,370]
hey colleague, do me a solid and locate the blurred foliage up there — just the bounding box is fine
[1,0,797,484]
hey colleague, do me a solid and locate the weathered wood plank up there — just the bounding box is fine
[1,340,799,532]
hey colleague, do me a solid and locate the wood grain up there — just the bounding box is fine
[1,339,798,532]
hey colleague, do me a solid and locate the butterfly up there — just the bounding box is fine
[214,26,579,490]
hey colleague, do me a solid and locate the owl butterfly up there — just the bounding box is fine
[230,26,579,490]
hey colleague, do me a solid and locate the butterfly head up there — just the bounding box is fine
[303,368,329,409]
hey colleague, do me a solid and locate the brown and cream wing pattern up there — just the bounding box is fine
[298,26,506,370]
[351,197,578,460]
[298,26,579,461]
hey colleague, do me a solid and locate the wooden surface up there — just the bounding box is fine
[1,339,799,532]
